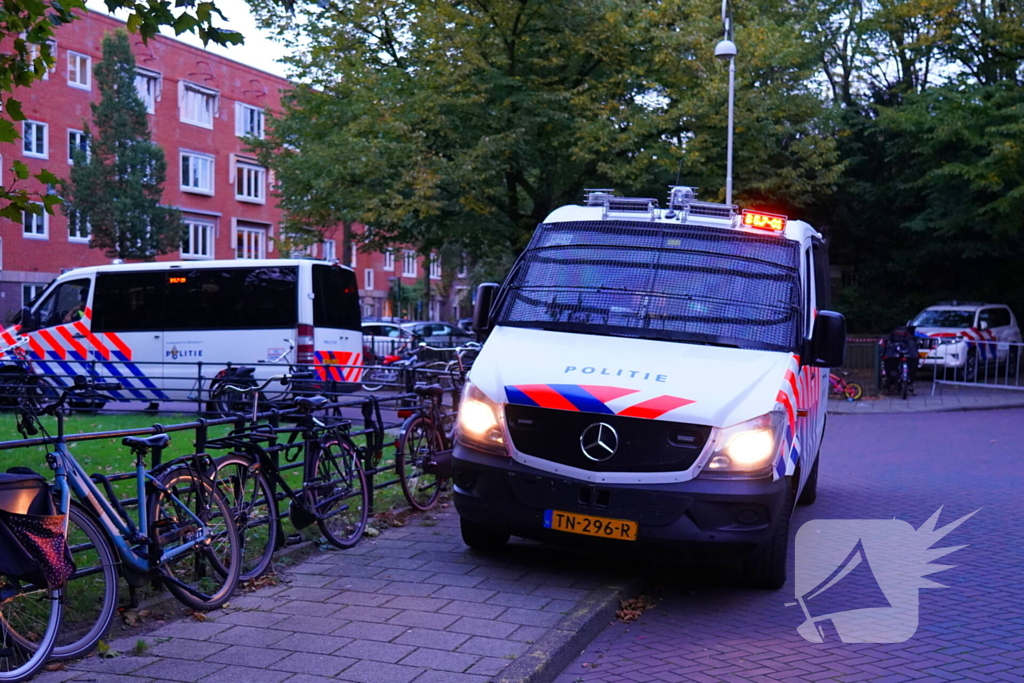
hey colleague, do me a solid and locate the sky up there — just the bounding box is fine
[84,0,293,79]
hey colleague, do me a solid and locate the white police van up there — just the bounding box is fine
[0,259,362,409]
[452,188,846,588]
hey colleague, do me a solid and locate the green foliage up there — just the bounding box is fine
[62,31,183,260]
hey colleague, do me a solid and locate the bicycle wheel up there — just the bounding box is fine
[309,437,369,549]
[213,454,278,582]
[149,467,241,611]
[52,502,119,661]
[844,382,863,401]
[211,384,253,418]
[361,367,397,392]
[0,578,62,682]
[396,415,446,511]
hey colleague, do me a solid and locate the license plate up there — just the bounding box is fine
[543,509,637,541]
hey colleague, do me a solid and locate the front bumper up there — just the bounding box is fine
[917,340,968,368]
[453,443,791,559]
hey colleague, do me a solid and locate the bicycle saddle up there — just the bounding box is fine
[294,396,330,411]
[122,434,171,450]
[413,384,446,397]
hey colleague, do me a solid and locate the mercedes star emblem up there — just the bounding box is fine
[580,422,619,462]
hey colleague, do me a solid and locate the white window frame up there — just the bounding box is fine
[383,249,395,271]
[181,151,215,195]
[235,222,268,260]
[234,161,266,204]
[67,210,90,243]
[68,129,89,165]
[182,218,215,259]
[67,51,90,90]
[23,121,47,159]
[321,239,336,262]
[235,102,265,139]
[135,68,161,114]
[23,205,47,239]
[28,40,57,80]
[402,250,417,278]
[179,82,219,129]
[364,268,374,291]
[429,255,441,280]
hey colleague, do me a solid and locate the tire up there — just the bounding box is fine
[396,415,446,511]
[149,467,241,611]
[361,367,397,392]
[460,517,509,551]
[741,480,796,589]
[309,438,370,549]
[52,503,119,661]
[0,369,57,412]
[0,580,62,682]
[798,456,818,506]
[213,454,279,582]
[844,382,863,400]
[956,348,977,382]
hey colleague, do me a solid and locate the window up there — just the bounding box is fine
[429,255,441,280]
[28,40,57,79]
[351,244,358,268]
[182,219,215,259]
[979,308,1012,329]
[321,239,336,262]
[180,82,218,128]
[23,205,47,239]
[457,256,468,278]
[67,51,90,89]
[28,278,90,331]
[235,102,264,139]
[68,129,89,164]
[235,162,266,203]
[364,268,374,291]
[67,208,90,242]
[181,151,214,194]
[383,249,395,271]
[236,222,268,260]
[402,250,417,277]
[23,121,47,158]
[312,265,361,331]
[22,284,46,308]
[135,69,160,114]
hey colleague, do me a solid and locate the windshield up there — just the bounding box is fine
[493,220,802,351]
[911,309,975,328]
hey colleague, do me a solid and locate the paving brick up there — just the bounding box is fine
[496,606,563,627]
[334,659,425,683]
[542,599,579,614]
[439,600,508,620]
[269,632,353,654]
[217,609,294,627]
[412,671,492,683]
[206,644,290,668]
[380,595,451,612]
[332,605,403,623]
[331,590,396,606]
[398,648,480,672]
[507,625,550,642]
[198,666,292,683]
[271,600,344,617]
[456,636,530,658]
[132,659,226,682]
[486,592,552,610]
[270,613,350,634]
[393,627,473,650]
[210,625,291,648]
[377,581,444,597]
[368,557,430,569]
[418,560,476,575]
[466,656,512,676]
[325,577,391,593]
[371,568,437,583]
[148,639,227,660]
[276,586,340,602]
[69,655,161,674]
[148,621,234,641]
[333,622,409,642]
[334,639,417,663]
[430,586,498,603]
[320,562,388,578]
[447,616,520,638]
[422,573,488,588]
[284,573,337,588]
[269,652,357,677]
[387,609,461,630]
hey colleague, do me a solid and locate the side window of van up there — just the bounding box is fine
[803,249,814,338]
[31,278,91,330]
[811,238,831,311]
[92,272,165,333]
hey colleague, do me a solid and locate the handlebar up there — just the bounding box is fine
[416,342,482,353]
[220,370,315,394]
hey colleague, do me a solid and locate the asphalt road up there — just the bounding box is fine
[556,409,1024,683]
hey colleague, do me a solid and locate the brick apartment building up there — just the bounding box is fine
[0,9,463,324]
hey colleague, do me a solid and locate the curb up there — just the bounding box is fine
[828,401,1024,415]
[494,575,643,683]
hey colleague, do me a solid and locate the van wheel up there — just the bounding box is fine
[798,457,818,506]
[460,517,509,551]
[742,481,796,589]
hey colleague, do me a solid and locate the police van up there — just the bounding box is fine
[0,259,362,409]
[453,188,845,588]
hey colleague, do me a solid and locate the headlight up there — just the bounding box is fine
[456,380,509,456]
[700,408,787,478]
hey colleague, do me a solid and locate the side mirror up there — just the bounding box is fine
[979,320,989,331]
[472,283,499,336]
[807,310,846,367]
[16,306,38,332]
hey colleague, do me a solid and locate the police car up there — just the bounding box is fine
[911,302,1021,378]
[452,188,846,589]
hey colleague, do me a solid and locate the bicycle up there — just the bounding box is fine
[211,374,371,580]
[209,340,308,417]
[0,336,58,412]
[8,379,242,665]
[828,371,863,400]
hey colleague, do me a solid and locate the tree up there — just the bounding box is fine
[62,31,182,260]
[249,0,842,262]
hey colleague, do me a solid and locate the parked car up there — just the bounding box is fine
[362,321,416,360]
[401,321,473,346]
[911,302,1021,379]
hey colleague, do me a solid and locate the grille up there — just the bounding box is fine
[505,405,711,473]
[508,474,691,526]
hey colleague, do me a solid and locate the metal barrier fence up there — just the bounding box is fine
[838,336,883,394]
[929,338,1023,393]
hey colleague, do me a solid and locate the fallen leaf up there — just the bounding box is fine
[616,595,658,623]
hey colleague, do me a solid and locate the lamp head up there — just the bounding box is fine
[715,39,737,60]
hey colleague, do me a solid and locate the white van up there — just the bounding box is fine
[452,189,846,588]
[0,259,363,408]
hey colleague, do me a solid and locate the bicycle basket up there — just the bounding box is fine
[0,471,75,589]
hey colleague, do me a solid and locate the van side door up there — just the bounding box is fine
[310,264,363,382]
[21,276,99,388]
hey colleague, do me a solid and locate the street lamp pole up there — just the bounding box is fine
[715,0,737,205]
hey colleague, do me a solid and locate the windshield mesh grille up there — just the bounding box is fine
[495,221,801,350]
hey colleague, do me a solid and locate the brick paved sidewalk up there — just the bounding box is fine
[35,507,629,683]
[828,380,1024,414]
